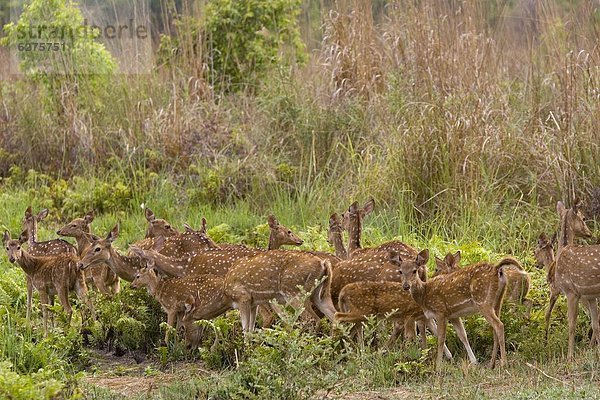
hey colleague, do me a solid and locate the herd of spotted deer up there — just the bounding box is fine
[2,198,598,370]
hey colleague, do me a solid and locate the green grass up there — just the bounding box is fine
[0,174,599,399]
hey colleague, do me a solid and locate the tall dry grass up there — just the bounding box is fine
[0,0,599,219]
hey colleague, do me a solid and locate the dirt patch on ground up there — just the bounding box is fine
[84,350,206,397]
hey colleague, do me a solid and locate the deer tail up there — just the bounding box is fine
[313,260,337,322]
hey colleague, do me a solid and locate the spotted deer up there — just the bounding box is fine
[78,225,145,282]
[130,257,228,342]
[21,206,77,320]
[224,250,337,332]
[341,199,416,260]
[434,251,532,316]
[132,221,219,258]
[552,199,600,359]
[57,211,120,295]
[144,207,178,238]
[130,215,310,328]
[3,231,90,335]
[397,249,525,369]
[181,280,232,348]
[327,213,348,260]
[335,251,452,359]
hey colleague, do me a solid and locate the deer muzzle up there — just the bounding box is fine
[8,256,15,263]
[77,261,88,271]
[402,283,410,291]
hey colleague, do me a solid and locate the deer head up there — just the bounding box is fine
[557,198,592,247]
[78,224,119,271]
[21,206,49,240]
[3,230,27,263]
[145,208,177,239]
[57,210,95,237]
[130,264,158,290]
[433,251,461,277]
[267,215,303,249]
[392,249,430,291]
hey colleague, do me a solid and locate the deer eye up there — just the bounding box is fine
[16,246,20,250]
[287,230,292,234]
[94,247,101,252]
[165,225,171,229]
[71,224,77,227]
[412,269,417,274]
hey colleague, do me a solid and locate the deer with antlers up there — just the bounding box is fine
[3,231,91,335]
[397,249,525,369]
[57,211,120,295]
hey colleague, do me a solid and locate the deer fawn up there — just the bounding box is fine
[57,211,120,295]
[3,231,90,335]
[181,280,232,348]
[224,251,337,332]
[335,251,452,358]
[552,199,600,359]
[21,206,77,320]
[130,257,228,342]
[434,251,532,316]
[78,225,145,282]
[144,208,178,239]
[398,249,525,369]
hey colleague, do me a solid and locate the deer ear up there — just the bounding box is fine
[24,206,32,218]
[348,201,359,214]
[453,251,461,265]
[268,215,278,228]
[329,213,338,226]
[363,198,375,216]
[200,217,207,234]
[434,256,445,272]
[2,231,10,245]
[145,208,155,222]
[443,252,455,266]
[557,201,566,218]
[84,210,95,224]
[416,249,429,266]
[37,209,49,221]
[153,236,165,252]
[18,230,28,244]
[388,250,401,265]
[107,224,119,242]
[550,233,558,247]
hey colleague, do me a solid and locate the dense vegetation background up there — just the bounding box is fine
[0,0,600,398]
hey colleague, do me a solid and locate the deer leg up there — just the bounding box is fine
[57,287,72,327]
[39,291,50,336]
[349,322,364,348]
[75,276,93,321]
[165,311,177,342]
[585,299,600,348]
[248,305,259,332]
[386,321,406,348]
[450,318,478,365]
[93,269,111,296]
[25,276,33,321]
[48,294,55,329]
[480,306,506,369]
[566,293,580,361]
[434,317,447,370]
[425,319,452,360]
[544,291,560,340]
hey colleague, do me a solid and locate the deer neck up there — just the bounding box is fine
[347,218,362,257]
[107,247,140,282]
[331,231,348,259]
[558,214,574,253]
[145,275,163,298]
[267,232,280,250]
[27,220,38,246]
[74,230,92,256]
[408,278,427,308]
[16,250,41,276]
[148,252,186,278]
